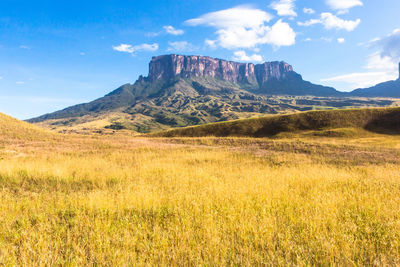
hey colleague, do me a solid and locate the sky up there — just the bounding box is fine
[0,0,400,119]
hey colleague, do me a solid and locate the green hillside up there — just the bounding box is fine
[152,107,400,137]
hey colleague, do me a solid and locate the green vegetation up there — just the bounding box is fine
[153,107,400,137]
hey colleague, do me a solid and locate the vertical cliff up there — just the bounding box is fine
[148,54,294,86]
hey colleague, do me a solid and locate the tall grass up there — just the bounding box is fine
[0,133,400,265]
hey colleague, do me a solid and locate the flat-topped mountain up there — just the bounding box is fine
[28,54,400,133]
[146,54,339,96]
[148,54,293,84]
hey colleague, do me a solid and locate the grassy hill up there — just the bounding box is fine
[152,107,400,137]
[0,112,54,140]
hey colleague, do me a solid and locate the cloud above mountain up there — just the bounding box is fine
[233,51,263,62]
[112,43,159,54]
[326,0,363,14]
[185,5,296,50]
[163,26,184,36]
[167,41,197,52]
[298,12,360,31]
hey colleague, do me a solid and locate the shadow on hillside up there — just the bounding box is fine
[365,109,400,134]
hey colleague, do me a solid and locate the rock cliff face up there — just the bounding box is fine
[148,54,293,85]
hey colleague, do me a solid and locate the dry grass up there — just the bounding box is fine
[0,125,400,265]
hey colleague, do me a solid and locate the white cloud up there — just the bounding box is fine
[322,29,400,89]
[321,72,395,88]
[167,41,197,52]
[298,12,360,31]
[112,43,159,54]
[186,6,296,49]
[163,25,184,36]
[233,51,263,62]
[186,5,273,29]
[265,19,296,48]
[364,52,398,75]
[270,0,297,17]
[16,81,25,84]
[326,0,363,13]
[304,38,312,42]
[368,29,400,66]
[205,39,217,48]
[303,7,315,14]
[321,13,360,31]
[337,38,345,43]
[321,37,333,42]
[297,19,321,27]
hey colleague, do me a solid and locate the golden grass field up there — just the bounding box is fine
[1,112,400,265]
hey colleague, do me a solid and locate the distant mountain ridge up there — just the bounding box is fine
[350,63,400,97]
[28,54,400,133]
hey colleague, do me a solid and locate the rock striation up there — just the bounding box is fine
[148,54,293,85]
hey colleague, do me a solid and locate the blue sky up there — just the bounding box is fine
[1,0,399,119]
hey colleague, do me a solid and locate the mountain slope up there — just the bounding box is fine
[152,107,400,138]
[28,54,399,133]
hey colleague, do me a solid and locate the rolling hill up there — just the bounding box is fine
[0,112,54,140]
[152,107,400,138]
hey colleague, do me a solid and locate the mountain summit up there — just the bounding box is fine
[148,54,293,84]
[28,55,398,133]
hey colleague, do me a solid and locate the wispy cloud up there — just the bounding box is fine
[303,7,315,14]
[322,29,400,89]
[167,41,197,52]
[337,38,345,43]
[321,37,333,42]
[163,25,184,35]
[326,0,363,14]
[16,81,25,84]
[19,45,30,50]
[321,72,394,88]
[270,0,297,17]
[298,12,360,31]
[186,5,296,50]
[113,43,159,54]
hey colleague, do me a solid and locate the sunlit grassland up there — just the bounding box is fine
[1,133,400,265]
